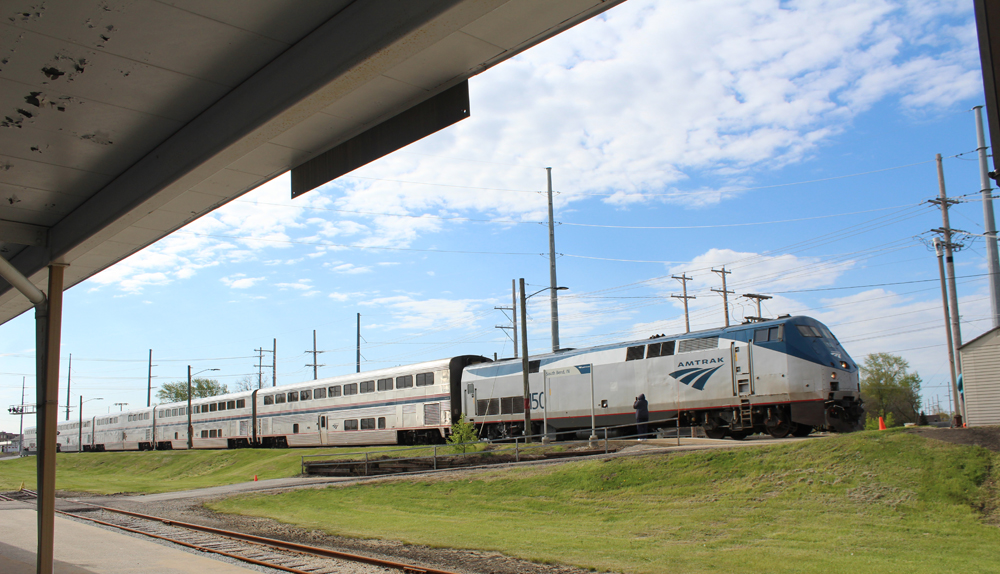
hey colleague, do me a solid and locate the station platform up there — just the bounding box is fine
[0,502,258,574]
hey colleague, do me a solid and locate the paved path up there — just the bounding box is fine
[0,501,260,574]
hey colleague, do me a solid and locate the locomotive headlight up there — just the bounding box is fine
[840,361,849,369]
[830,371,837,379]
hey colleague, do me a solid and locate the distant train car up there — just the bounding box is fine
[462,315,863,440]
[29,355,491,452]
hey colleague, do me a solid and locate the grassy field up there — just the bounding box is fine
[207,430,1000,574]
[0,444,466,494]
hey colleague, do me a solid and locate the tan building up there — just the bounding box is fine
[958,327,1000,426]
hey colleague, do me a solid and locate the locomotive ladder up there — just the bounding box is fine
[739,398,753,429]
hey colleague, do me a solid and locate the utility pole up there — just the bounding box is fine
[930,153,964,373]
[187,365,192,449]
[546,167,561,351]
[495,281,519,358]
[305,330,325,380]
[512,280,518,358]
[64,353,71,421]
[519,278,532,442]
[19,377,24,456]
[934,237,962,424]
[743,293,773,321]
[272,338,277,388]
[975,106,1000,328]
[357,313,361,373]
[147,349,156,407]
[254,346,273,389]
[671,274,696,333]
[711,267,734,327]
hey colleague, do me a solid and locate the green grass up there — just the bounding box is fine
[0,445,424,494]
[207,430,1000,574]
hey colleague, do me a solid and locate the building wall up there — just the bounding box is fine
[960,329,1000,426]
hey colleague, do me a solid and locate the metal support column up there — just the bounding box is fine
[519,278,532,442]
[37,263,65,574]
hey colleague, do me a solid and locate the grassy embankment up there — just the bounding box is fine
[0,444,473,494]
[207,430,1000,574]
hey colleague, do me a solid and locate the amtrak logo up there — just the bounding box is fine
[668,362,724,391]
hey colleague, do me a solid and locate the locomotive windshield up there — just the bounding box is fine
[795,323,835,339]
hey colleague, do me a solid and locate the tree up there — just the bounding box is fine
[860,353,921,427]
[156,378,228,403]
[232,374,259,392]
[447,413,477,453]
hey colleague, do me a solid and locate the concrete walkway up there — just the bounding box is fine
[0,501,259,574]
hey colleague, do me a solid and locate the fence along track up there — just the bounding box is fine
[11,489,457,574]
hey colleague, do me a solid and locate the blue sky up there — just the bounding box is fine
[0,0,989,429]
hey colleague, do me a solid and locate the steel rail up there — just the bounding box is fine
[14,489,455,574]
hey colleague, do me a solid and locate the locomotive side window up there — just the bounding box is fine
[287,391,299,402]
[755,326,784,343]
[300,390,311,401]
[344,420,359,431]
[528,360,540,373]
[377,378,392,391]
[361,418,375,430]
[314,388,327,399]
[263,395,274,405]
[625,346,645,361]
[236,399,246,408]
[416,372,434,386]
[330,385,342,397]
[275,394,286,404]
[395,375,413,389]
[360,380,375,393]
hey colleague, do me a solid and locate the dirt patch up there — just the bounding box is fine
[906,426,1000,452]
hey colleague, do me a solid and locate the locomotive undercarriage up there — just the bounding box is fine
[690,397,864,440]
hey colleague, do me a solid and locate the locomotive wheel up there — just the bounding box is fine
[728,431,747,441]
[765,420,794,439]
[704,427,727,439]
[791,424,813,437]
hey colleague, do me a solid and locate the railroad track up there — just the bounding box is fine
[3,489,457,574]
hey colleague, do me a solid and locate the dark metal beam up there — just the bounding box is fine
[291,80,470,198]
[976,0,1000,174]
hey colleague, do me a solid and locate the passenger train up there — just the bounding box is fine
[22,315,863,452]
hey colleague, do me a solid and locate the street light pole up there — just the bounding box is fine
[518,279,568,444]
[78,396,102,453]
[520,279,531,443]
[187,366,220,449]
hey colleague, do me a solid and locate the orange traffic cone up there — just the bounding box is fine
[253,475,258,482]
[878,417,886,431]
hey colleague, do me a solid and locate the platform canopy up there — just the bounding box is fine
[0,0,623,325]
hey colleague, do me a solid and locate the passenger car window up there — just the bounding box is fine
[263,395,274,406]
[287,391,299,402]
[416,372,434,386]
[274,394,286,404]
[236,399,245,408]
[377,378,392,391]
[344,420,359,431]
[314,388,326,399]
[361,418,375,430]
[360,381,375,393]
[344,383,358,395]
[395,376,412,389]
[300,389,311,401]
[226,400,235,410]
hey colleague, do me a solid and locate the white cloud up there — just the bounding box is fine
[221,274,265,289]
